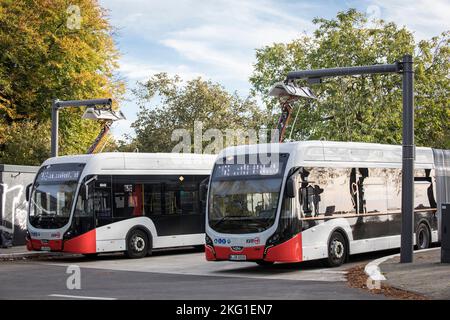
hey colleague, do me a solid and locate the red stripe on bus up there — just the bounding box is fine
[63,229,97,254]
[264,233,302,263]
[204,245,216,261]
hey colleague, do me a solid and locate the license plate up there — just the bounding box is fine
[229,254,246,261]
[40,246,51,251]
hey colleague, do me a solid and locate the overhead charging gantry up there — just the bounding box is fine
[270,54,415,263]
[268,82,317,142]
[50,98,126,157]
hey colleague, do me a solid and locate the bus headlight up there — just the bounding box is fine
[264,232,281,256]
[63,230,74,240]
[205,234,214,247]
[266,233,280,245]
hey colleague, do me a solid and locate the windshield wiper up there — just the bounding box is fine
[212,215,246,228]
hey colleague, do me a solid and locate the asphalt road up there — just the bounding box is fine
[0,248,393,300]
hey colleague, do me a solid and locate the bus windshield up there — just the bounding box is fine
[208,154,288,234]
[29,163,84,229]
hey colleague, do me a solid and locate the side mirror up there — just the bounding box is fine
[199,177,210,201]
[26,183,32,202]
[285,177,296,198]
[83,175,98,200]
[84,184,89,200]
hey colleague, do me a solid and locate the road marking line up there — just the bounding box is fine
[49,294,117,300]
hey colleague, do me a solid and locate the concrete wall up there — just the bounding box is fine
[0,165,39,247]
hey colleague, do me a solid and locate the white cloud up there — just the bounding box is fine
[160,39,253,80]
[158,0,313,80]
[102,0,313,82]
[119,58,205,83]
[369,0,450,40]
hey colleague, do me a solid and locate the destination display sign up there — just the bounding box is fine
[36,163,84,183]
[37,170,81,182]
[214,163,281,178]
[213,154,289,179]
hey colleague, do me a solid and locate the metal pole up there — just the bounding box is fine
[50,99,59,158]
[285,56,416,264]
[49,98,113,158]
[400,54,415,263]
[286,63,400,80]
[56,98,112,108]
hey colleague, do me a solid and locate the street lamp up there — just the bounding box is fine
[51,98,125,157]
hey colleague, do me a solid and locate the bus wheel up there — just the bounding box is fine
[326,232,347,267]
[256,260,274,267]
[416,224,431,250]
[126,229,149,259]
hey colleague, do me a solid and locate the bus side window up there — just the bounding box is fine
[179,183,199,215]
[299,184,323,217]
[164,182,181,215]
[414,169,435,209]
[112,182,144,220]
[300,167,354,217]
[143,183,163,216]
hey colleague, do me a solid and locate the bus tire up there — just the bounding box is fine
[326,231,347,267]
[125,229,149,259]
[416,223,431,250]
[256,260,274,266]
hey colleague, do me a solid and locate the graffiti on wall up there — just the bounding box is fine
[0,183,28,235]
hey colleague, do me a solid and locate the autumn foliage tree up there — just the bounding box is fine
[0,0,124,165]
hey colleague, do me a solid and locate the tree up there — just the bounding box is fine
[0,0,124,164]
[131,73,268,153]
[250,9,449,149]
[0,120,51,165]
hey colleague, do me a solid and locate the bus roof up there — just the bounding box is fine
[41,152,217,175]
[216,140,435,168]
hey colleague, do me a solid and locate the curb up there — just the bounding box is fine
[364,247,440,282]
[0,251,68,261]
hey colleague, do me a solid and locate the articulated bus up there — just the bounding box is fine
[27,152,216,258]
[205,141,450,266]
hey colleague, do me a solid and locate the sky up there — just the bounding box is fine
[97,0,450,139]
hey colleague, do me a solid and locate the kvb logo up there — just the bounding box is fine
[246,237,260,245]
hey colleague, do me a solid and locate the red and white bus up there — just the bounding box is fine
[205,141,449,266]
[26,152,215,258]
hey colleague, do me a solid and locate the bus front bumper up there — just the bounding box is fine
[205,234,303,263]
[26,238,63,251]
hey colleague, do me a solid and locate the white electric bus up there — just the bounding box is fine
[205,141,450,266]
[26,152,216,258]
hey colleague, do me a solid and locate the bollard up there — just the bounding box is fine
[442,203,450,263]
